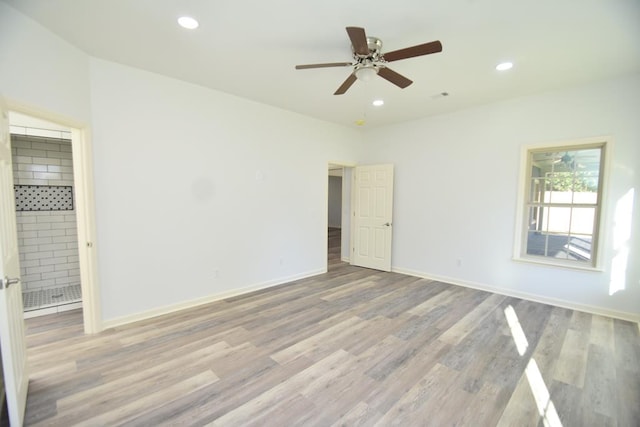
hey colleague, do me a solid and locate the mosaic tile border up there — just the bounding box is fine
[15,185,74,211]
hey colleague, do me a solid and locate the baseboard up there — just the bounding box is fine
[392,266,640,324]
[101,268,325,330]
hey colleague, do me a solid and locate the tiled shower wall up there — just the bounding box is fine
[11,134,81,292]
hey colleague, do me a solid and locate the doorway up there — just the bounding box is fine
[6,108,100,334]
[10,114,82,318]
[327,163,353,269]
[329,164,395,272]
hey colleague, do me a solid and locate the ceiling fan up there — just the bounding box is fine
[542,152,585,170]
[295,26,443,95]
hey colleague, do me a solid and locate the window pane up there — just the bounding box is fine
[528,178,545,203]
[526,230,546,256]
[529,164,543,202]
[526,207,543,232]
[565,234,593,261]
[572,170,599,204]
[542,206,571,233]
[526,230,570,258]
[551,235,570,260]
[525,232,593,261]
[570,207,595,234]
[546,178,573,204]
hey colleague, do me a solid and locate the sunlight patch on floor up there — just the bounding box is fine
[504,305,528,356]
[504,305,563,427]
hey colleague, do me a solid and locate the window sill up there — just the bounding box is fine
[512,256,604,273]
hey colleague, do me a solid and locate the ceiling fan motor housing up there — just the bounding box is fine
[353,37,385,78]
[352,36,383,60]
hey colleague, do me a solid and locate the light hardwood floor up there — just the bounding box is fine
[23,230,640,426]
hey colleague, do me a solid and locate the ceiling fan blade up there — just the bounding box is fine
[334,73,357,95]
[295,62,352,70]
[377,67,413,89]
[383,40,442,62]
[346,27,369,56]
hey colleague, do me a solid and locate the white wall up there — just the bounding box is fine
[361,74,640,320]
[0,2,91,123]
[89,59,362,321]
[2,3,638,323]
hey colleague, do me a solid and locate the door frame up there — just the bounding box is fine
[7,100,102,334]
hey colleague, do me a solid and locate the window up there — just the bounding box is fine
[516,140,607,269]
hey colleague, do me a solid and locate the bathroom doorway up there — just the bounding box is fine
[9,113,83,318]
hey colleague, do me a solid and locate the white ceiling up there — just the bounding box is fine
[4,0,640,128]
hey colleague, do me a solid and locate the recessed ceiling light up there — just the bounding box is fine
[496,62,513,71]
[372,99,384,107]
[178,16,199,29]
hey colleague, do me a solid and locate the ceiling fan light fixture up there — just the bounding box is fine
[178,16,199,29]
[355,66,378,82]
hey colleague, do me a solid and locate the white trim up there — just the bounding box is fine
[350,169,356,264]
[328,160,357,168]
[511,256,604,272]
[513,142,530,259]
[324,165,330,272]
[392,266,640,324]
[71,127,102,334]
[341,166,353,262]
[101,268,325,330]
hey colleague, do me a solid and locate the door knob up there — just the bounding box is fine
[383,222,392,227]
[1,276,20,290]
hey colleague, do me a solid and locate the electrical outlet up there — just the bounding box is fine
[456,258,462,267]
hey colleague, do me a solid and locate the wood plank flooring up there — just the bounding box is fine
[23,230,640,426]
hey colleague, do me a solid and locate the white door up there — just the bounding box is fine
[0,98,29,426]
[351,164,394,271]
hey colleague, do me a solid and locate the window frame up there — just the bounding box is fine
[513,137,611,271]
